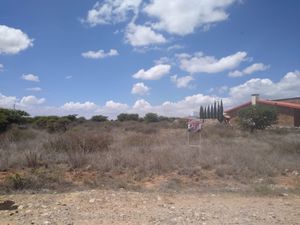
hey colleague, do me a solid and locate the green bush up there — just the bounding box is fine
[64,114,78,122]
[238,105,277,131]
[117,113,139,121]
[9,174,26,190]
[33,116,72,132]
[77,116,87,123]
[144,113,159,123]
[91,115,108,122]
[0,113,8,132]
[158,116,175,122]
[0,108,30,132]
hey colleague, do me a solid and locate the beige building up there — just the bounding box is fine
[225,94,300,127]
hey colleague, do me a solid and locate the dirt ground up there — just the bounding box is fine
[1,190,300,225]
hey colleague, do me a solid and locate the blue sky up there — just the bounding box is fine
[0,0,300,118]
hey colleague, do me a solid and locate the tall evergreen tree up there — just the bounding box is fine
[204,107,207,119]
[199,106,204,119]
[218,100,224,123]
[217,101,220,121]
[213,101,217,119]
[207,106,211,119]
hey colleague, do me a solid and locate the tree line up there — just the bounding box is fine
[199,100,224,123]
[0,108,178,133]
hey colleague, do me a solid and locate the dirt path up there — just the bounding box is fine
[1,190,300,225]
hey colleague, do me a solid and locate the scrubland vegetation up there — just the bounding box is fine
[0,108,299,195]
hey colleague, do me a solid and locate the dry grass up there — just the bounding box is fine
[0,121,299,193]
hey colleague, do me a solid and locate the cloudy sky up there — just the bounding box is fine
[0,0,300,118]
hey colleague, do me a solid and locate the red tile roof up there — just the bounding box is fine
[225,99,300,113]
[257,99,300,110]
[224,101,251,113]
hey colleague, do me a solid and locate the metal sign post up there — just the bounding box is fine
[186,119,203,148]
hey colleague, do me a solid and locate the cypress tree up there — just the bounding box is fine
[213,101,217,119]
[199,106,203,119]
[207,106,211,119]
[217,101,220,121]
[218,100,224,123]
[204,107,207,119]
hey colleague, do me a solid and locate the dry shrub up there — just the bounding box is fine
[159,178,182,191]
[123,122,158,134]
[0,131,49,170]
[0,127,37,148]
[67,150,88,169]
[1,169,69,193]
[43,130,113,169]
[201,123,244,139]
[1,121,300,190]
[5,127,37,142]
[24,151,41,168]
[124,133,156,147]
[45,131,113,153]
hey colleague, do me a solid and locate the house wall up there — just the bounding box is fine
[277,114,294,126]
[294,109,300,127]
[261,104,296,127]
[226,104,297,127]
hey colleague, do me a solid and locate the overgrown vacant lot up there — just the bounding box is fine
[0,120,300,195]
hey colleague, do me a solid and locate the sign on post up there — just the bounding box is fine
[186,118,203,147]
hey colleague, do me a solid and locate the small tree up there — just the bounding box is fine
[207,106,211,119]
[213,101,217,119]
[210,105,214,119]
[64,114,78,122]
[158,116,171,122]
[91,115,108,122]
[199,106,204,120]
[144,113,159,123]
[218,100,224,123]
[0,113,8,132]
[0,108,30,132]
[238,105,277,132]
[117,113,139,121]
[77,116,86,123]
[33,116,72,133]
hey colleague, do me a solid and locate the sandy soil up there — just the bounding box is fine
[1,190,300,225]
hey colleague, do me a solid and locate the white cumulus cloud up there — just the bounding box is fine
[21,74,40,82]
[20,96,45,106]
[133,64,171,80]
[131,82,150,95]
[0,93,17,108]
[125,23,166,47]
[229,63,270,77]
[133,99,152,110]
[229,70,300,102]
[143,0,236,35]
[0,25,33,54]
[1,70,300,119]
[179,51,247,74]
[82,49,119,59]
[84,0,142,26]
[171,75,194,88]
[104,100,129,110]
[62,101,98,111]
